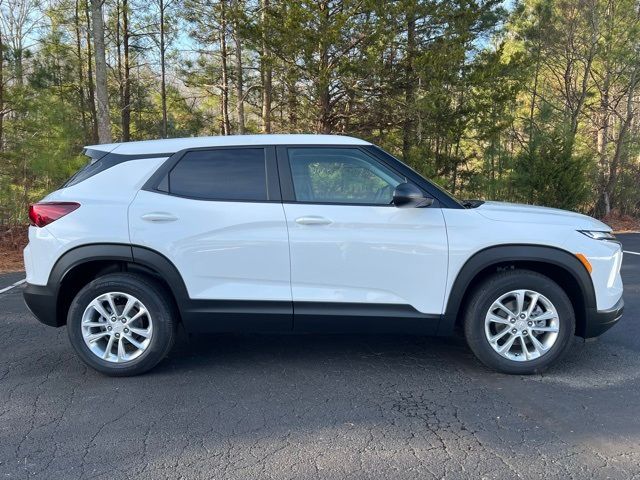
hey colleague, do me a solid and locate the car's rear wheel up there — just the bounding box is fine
[67,273,177,376]
[464,270,575,374]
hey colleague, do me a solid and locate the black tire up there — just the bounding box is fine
[463,269,575,375]
[67,273,177,376]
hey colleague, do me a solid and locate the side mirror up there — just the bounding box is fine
[392,182,434,208]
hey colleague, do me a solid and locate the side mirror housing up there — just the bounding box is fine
[392,182,434,208]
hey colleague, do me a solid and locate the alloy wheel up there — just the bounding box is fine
[81,292,153,363]
[484,289,559,362]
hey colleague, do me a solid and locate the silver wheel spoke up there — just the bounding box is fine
[489,327,511,343]
[90,300,111,321]
[129,327,151,338]
[494,301,516,318]
[514,290,525,315]
[498,334,517,354]
[103,335,115,358]
[105,293,119,317]
[124,334,144,350]
[526,292,540,317]
[530,334,547,356]
[86,331,109,343]
[530,325,559,333]
[531,311,556,322]
[128,308,148,324]
[487,314,511,326]
[82,292,153,364]
[519,336,530,360]
[121,297,137,318]
[83,321,106,327]
[117,338,126,362]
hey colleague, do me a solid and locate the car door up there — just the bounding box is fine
[278,146,449,333]
[129,146,292,330]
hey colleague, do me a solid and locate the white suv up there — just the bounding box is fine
[23,134,624,376]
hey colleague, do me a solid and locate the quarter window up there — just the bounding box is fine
[288,148,404,205]
[169,148,267,201]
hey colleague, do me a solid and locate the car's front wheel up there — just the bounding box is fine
[464,270,575,374]
[67,273,177,376]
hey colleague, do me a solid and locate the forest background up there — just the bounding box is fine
[0,0,638,233]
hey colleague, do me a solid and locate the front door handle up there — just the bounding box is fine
[295,216,332,226]
[141,212,178,223]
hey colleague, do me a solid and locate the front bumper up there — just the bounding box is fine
[23,283,62,327]
[583,297,624,338]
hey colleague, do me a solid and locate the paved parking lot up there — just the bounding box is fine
[1,235,639,479]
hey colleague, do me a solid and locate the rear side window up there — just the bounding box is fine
[168,148,267,201]
[63,149,169,188]
[62,149,111,188]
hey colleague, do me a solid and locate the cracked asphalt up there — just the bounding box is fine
[1,234,640,479]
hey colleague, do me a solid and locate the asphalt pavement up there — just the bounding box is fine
[1,235,640,479]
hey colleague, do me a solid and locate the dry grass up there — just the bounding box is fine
[0,226,27,273]
[601,211,640,233]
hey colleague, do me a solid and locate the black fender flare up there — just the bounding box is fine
[49,243,134,289]
[44,243,189,326]
[438,244,596,335]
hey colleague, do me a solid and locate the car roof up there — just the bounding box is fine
[85,134,372,157]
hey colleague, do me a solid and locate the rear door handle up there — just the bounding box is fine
[141,212,178,223]
[295,216,332,226]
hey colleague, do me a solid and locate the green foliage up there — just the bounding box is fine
[513,126,593,211]
[0,87,86,224]
[0,0,639,224]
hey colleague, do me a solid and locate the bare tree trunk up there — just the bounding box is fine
[342,87,355,133]
[84,0,99,143]
[232,0,245,134]
[287,73,298,131]
[260,0,271,133]
[0,24,4,152]
[597,36,612,215]
[122,0,131,141]
[569,49,595,139]
[0,57,7,163]
[116,0,123,134]
[317,63,331,133]
[91,0,112,143]
[316,0,332,134]
[402,8,416,160]
[159,0,167,138]
[605,67,638,214]
[562,3,598,142]
[220,0,231,135]
[74,0,88,140]
[528,38,541,154]
[15,44,23,87]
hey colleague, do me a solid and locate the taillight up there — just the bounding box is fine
[28,202,80,228]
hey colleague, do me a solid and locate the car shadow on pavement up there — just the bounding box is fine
[152,329,640,391]
[151,330,475,379]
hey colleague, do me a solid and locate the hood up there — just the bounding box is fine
[476,201,611,231]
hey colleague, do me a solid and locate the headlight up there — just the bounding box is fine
[578,230,617,241]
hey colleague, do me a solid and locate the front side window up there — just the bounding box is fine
[169,148,267,201]
[288,148,404,205]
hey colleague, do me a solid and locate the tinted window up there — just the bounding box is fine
[288,148,404,204]
[368,145,463,207]
[62,149,112,188]
[169,148,267,201]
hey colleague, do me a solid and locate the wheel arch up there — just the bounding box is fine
[49,244,188,327]
[439,244,596,338]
